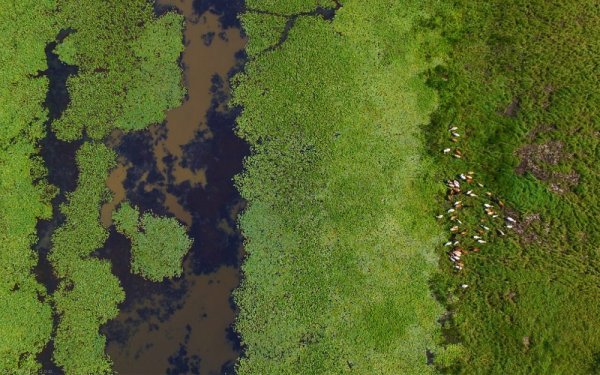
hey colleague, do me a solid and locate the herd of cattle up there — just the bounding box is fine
[438,125,517,274]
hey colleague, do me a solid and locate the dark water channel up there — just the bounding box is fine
[100,2,247,374]
[35,31,79,374]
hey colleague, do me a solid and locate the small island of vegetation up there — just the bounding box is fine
[114,202,193,282]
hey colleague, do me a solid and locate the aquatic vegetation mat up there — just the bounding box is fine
[0,1,57,371]
[1,0,189,372]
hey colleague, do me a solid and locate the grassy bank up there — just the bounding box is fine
[233,0,452,372]
[428,1,600,373]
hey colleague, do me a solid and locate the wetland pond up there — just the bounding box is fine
[35,1,247,373]
[101,1,247,373]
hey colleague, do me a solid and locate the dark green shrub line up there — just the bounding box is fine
[243,0,337,16]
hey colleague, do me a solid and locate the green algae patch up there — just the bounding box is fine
[49,143,124,374]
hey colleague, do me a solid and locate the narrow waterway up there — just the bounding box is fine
[100,2,247,374]
[35,33,79,374]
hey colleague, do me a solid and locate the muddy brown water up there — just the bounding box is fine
[100,2,248,374]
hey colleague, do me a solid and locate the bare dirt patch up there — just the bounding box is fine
[502,206,549,245]
[510,212,550,244]
[515,140,579,194]
[503,97,520,117]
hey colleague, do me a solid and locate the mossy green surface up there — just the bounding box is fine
[114,203,192,282]
[233,1,449,373]
[0,0,57,371]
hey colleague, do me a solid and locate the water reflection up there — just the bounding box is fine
[101,2,247,373]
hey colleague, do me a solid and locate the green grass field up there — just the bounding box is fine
[427,1,600,373]
[234,0,599,373]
